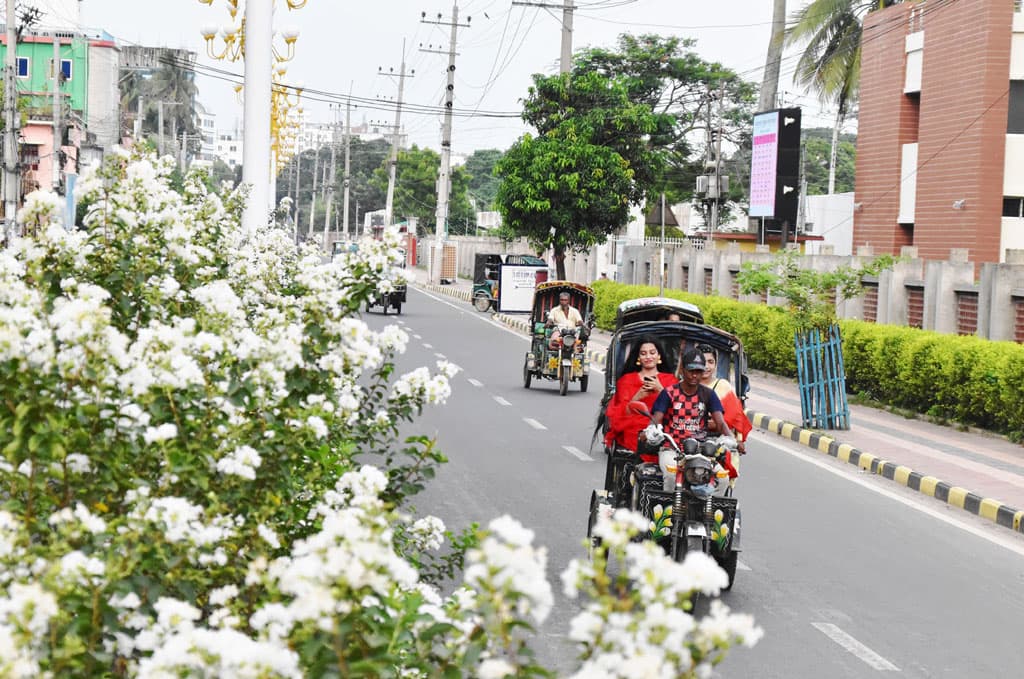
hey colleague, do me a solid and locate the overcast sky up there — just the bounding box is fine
[75,0,830,154]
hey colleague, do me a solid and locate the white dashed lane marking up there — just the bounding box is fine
[811,623,900,671]
[562,446,593,462]
[434,352,446,359]
[468,378,483,387]
[494,396,511,406]
[413,334,422,339]
[423,343,433,349]
[524,418,547,430]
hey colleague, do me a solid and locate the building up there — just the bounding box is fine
[193,101,217,167]
[854,0,1023,265]
[216,126,244,168]
[0,26,119,197]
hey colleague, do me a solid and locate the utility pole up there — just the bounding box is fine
[511,0,574,74]
[291,141,301,242]
[659,192,665,296]
[158,102,164,156]
[307,149,319,239]
[710,81,725,244]
[342,94,352,239]
[422,3,470,283]
[322,105,338,252]
[52,37,62,193]
[3,0,18,241]
[380,42,412,228]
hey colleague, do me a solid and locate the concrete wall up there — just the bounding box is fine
[440,236,1024,341]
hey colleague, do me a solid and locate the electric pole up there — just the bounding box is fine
[511,0,574,74]
[322,105,338,252]
[342,92,352,239]
[380,42,412,228]
[291,140,301,242]
[52,37,62,193]
[307,149,319,239]
[421,3,470,283]
[4,0,19,241]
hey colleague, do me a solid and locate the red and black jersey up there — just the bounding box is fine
[652,383,723,441]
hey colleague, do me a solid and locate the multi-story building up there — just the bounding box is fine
[854,0,1023,265]
[0,26,119,196]
[216,126,244,168]
[193,102,217,167]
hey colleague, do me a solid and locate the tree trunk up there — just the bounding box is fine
[554,247,566,280]
[758,0,787,112]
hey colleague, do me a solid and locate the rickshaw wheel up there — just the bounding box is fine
[382,302,389,316]
[523,362,532,389]
[559,369,569,396]
[473,292,492,313]
[394,302,402,315]
[580,375,589,392]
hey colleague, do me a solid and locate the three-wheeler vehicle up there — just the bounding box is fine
[522,281,595,395]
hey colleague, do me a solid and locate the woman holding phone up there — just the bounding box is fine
[604,338,677,463]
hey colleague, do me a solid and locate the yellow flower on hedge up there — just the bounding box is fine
[714,509,724,524]
[653,505,664,520]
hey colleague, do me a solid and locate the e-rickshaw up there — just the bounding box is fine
[472,253,548,312]
[586,298,749,585]
[365,248,408,315]
[522,281,595,395]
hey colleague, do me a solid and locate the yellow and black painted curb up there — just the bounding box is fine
[748,411,1024,535]
[419,282,472,303]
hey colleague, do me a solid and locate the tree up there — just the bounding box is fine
[760,0,787,111]
[144,60,200,156]
[803,129,856,195]
[496,71,666,279]
[463,148,504,210]
[572,35,756,222]
[369,145,474,235]
[785,0,900,193]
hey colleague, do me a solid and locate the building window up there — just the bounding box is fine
[1004,197,1024,218]
[61,59,72,80]
[906,286,924,329]
[16,57,28,78]
[1010,80,1024,134]
[956,292,978,336]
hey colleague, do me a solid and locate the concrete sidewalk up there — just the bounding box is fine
[413,272,1024,534]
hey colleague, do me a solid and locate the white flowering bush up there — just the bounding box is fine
[0,151,760,676]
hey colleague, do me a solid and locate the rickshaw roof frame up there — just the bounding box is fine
[614,297,704,329]
[530,281,595,325]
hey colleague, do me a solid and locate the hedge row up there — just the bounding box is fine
[591,280,1024,439]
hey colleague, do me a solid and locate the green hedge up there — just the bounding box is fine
[593,281,1024,439]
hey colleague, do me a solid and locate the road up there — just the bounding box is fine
[364,285,1024,678]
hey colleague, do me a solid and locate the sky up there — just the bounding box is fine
[71,0,833,155]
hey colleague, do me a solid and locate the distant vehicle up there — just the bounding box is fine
[471,253,548,313]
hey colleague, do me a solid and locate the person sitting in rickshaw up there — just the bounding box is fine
[547,291,583,349]
[604,338,677,463]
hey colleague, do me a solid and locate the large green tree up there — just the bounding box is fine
[496,71,665,279]
[369,145,474,235]
[785,0,900,192]
[572,35,756,221]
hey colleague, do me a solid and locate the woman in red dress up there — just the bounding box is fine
[604,338,677,463]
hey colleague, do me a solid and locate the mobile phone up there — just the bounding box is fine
[643,375,655,383]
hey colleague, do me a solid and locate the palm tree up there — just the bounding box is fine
[146,59,200,156]
[785,0,899,193]
[759,0,787,112]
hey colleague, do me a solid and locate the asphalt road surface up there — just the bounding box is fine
[363,286,1024,678]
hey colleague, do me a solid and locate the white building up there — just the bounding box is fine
[192,102,217,167]
[216,126,243,168]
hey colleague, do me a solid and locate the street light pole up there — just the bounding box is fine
[241,0,273,235]
[4,0,19,241]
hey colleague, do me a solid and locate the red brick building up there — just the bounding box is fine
[854,0,1023,265]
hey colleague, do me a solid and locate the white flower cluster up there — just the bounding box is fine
[390,359,460,405]
[0,582,59,677]
[465,515,554,626]
[407,515,446,552]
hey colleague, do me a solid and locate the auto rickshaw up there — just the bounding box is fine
[365,248,408,315]
[586,302,750,585]
[472,253,548,312]
[522,281,595,395]
[613,296,704,329]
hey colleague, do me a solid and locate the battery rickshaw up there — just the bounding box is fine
[522,281,595,395]
[586,298,750,586]
[365,248,408,315]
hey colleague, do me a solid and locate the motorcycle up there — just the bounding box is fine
[588,405,742,590]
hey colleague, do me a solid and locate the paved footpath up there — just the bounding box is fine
[412,272,1024,534]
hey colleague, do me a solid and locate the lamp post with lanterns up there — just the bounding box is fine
[197,0,307,234]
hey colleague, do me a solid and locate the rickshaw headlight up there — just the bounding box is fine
[684,461,712,486]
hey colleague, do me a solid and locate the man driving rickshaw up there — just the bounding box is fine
[522,281,594,396]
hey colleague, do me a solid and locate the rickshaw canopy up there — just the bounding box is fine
[614,297,703,329]
[530,281,595,327]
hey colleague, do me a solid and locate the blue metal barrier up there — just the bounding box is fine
[795,324,850,430]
